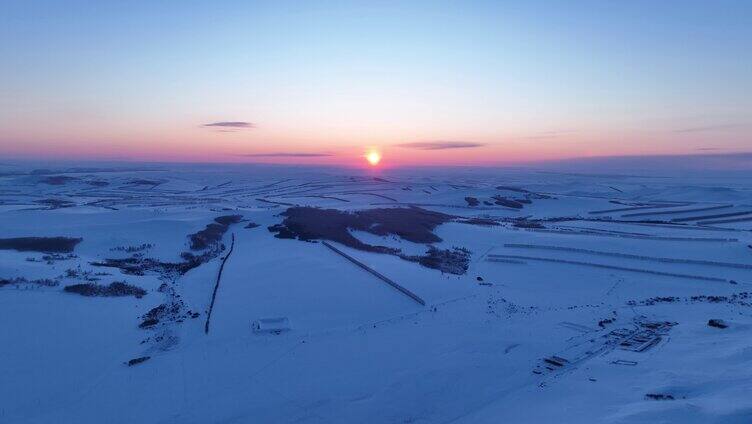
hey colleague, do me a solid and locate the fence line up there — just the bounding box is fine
[322,241,425,306]
[204,233,236,334]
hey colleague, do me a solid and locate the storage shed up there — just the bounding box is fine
[252,317,291,334]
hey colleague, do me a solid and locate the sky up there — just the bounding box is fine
[1,0,750,167]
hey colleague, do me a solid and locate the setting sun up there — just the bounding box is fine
[366,151,381,166]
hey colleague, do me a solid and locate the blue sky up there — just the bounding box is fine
[1,1,750,165]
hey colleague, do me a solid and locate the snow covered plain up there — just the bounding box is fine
[1,163,751,423]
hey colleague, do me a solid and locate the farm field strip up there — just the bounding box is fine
[499,243,752,269]
[487,254,730,282]
[586,221,740,232]
[528,228,738,242]
[671,210,752,223]
[621,204,732,217]
[698,216,752,225]
[588,203,692,215]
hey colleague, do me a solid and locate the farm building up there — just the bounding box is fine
[252,317,291,334]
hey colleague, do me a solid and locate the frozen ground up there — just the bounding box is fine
[1,163,751,423]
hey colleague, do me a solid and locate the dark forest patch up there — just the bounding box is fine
[459,217,499,226]
[26,253,78,264]
[513,219,545,229]
[126,356,151,366]
[214,215,243,225]
[492,196,525,209]
[465,197,480,206]
[94,216,241,278]
[268,207,471,274]
[139,303,180,328]
[64,281,146,298]
[645,394,675,401]
[92,251,213,277]
[707,319,728,329]
[0,277,58,288]
[268,207,453,254]
[190,223,229,250]
[627,292,750,307]
[110,243,152,253]
[189,215,242,250]
[0,237,82,253]
[401,246,471,275]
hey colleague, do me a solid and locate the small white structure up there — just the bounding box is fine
[252,317,291,334]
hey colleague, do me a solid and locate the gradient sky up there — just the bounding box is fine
[1,0,750,167]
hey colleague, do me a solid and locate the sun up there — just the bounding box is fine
[366,150,381,166]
